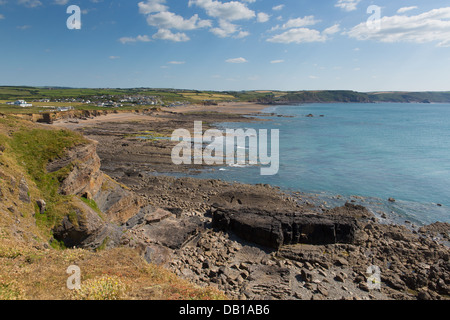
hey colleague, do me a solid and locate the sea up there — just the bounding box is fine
[171,103,450,226]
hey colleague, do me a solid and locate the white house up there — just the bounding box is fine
[14,100,33,107]
[57,106,74,112]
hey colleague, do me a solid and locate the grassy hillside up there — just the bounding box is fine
[369,91,450,103]
[1,87,450,115]
[0,116,226,300]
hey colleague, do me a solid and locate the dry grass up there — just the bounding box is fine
[0,116,227,301]
[0,241,227,300]
[181,93,234,101]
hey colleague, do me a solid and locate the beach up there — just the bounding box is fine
[162,102,269,115]
[49,101,450,300]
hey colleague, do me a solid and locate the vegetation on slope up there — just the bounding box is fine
[1,86,450,114]
[0,116,226,300]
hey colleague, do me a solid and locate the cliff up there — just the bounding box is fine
[0,116,224,300]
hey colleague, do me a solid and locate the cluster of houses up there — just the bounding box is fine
[4,100,77,113]
[6,100,33,107]
[118,95,161,106]
[4,94,164,112]
[31,95,161,108]
[167,101,190,108]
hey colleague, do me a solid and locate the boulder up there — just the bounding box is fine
[18,177,30,203]
[143,244,172,265]
[211,207,358,249]
[36,199,46,214]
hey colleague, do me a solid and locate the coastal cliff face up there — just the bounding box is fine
[12,109,159,124]
[47,141,104,197]
[0,117,225,300]
[49,143,144,248]
[93,176,142,225]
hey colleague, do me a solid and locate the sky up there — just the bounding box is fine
[1,0,450,91]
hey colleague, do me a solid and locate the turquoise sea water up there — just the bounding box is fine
[176,103,450,225]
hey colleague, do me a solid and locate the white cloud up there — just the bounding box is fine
[152,28,190,42]
[188,0,255,21]
[187,0,259,39]
[109,56,120,60]
[119,35,151,44]
[138,0,168,14]
[268,14,339,44]
[211,19,237,37]
[281,16,319,29]
[210,19,248,38]
[323,24,340,35]
[270,16,320,32]
[272,5,284,11]
[226,57,248,63]
[139,0,211,42]
[168,61,185,64]
[18,0,42,8]
[268,28,327,44]
[346,7,450,48]
[0,14,4,20]
[257,12,270,23]
[146,11,211,30]
[397,6,418,14]
[335,0,361,12]
[235,30,249,38]
[270,59,284,64]
[53,0,69,5]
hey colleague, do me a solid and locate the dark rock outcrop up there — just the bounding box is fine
[53,198,123,249]
[211,207,358,249]
[93,176,142,224]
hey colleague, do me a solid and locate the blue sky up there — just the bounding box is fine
[1,0,450,91]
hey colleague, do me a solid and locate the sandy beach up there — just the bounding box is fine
[162,102,269,115]
[50,102,268,131]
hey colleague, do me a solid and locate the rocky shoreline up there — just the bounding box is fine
[53,109,450,300]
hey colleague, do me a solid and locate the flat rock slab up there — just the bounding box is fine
[142,216,205,249]
[125,206,173,228]
[211,207,358,249]
[244,265,292,300]
[144,207,173,224]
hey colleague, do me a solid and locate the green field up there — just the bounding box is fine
[1,86,449,116]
